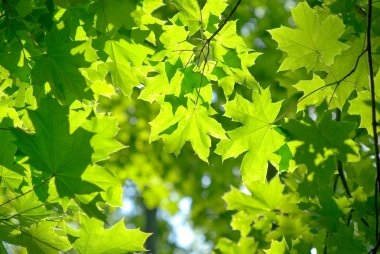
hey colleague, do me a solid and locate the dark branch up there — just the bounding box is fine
[206,0,242,43]
[366,0,380,244]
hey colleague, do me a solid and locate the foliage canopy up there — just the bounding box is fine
[0,0,380,253]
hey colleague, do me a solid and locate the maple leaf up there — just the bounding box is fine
[172,0,201,35]
[95,0,138,34]
[224,176,297,216]
[67,215,150,254]
[150,99,227,162]
[104,38,153,98]
[294,74,352,110]
[201,0,228,29]
[31,28,91,104]
[269,2,348,72]
[216,237,258,254]
[12,97,123,213]
[284,115,360,168]
[12,97,99,199]
[265,238,288,254]
[1,221,71,254]
[216,89,285,183]
[348,68,380,136]
[283,114,360,196]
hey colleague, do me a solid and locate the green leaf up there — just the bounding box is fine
[230,211,255,237]
[269,2,348,71]
[150,100,227,162]
[215,237,258,254]
[69,101,93,134]
[81,165,123,207]
[12,221,71,254]
[68,215,150,254]
[104,39,153,97]
[95,0,138,33]
[216,89,285,183]
[265,238,288,254]
[283,115,360,196]
[138,62,169,103]
[224,176,297,215]
[201,0,227,29]
[215,21,248,51]
[13,0,34,17]
[294,74,353,110]
[80,62,116,99]
[172,0,200,35]
[5,191,55,227]
[81,114,125,163]
[31,28,90,104]
[132,0,165,26]
[12,97,101,200]
[322,36,368,91]
[348,68,380,136]
[0,128,21,188]
[0,242,7,254]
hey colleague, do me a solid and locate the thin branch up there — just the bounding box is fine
[335,110,356,227]
[194,43,211,107]
[0,175,54,208]
[337,159,351,198]
[272,49,367,124]
[336,167,353,205]
[371,237,380,253]
[0,220,68,254]
[336,110,352,198]
[100,0,110,34]
[314,49,367,101]
[376,176,379,243]
[0,203,48,221]
[186,0,242,108]
[366,0,380,243]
